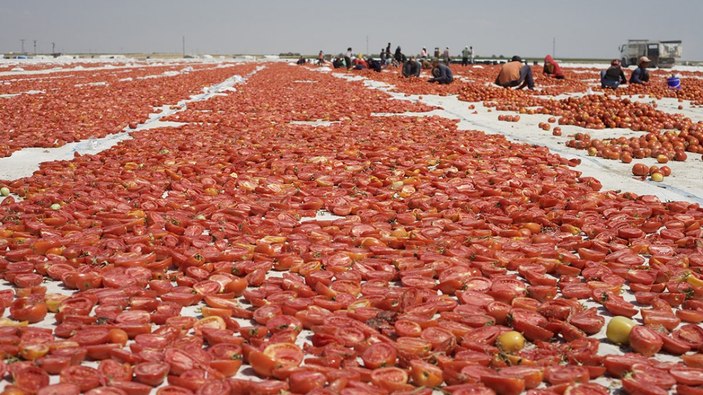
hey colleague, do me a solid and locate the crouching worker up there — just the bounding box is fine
[352,54,368,70]
[600,59,627,89]
[630,56,650,84]
[368,58,382,72]
[428,59,453,84]
[543,55,564,79]
[495,56,534,90]
[402,57,422,78]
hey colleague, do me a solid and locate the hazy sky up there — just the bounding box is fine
[1,0,701,60]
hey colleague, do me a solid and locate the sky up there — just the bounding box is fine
[1,0,701,61]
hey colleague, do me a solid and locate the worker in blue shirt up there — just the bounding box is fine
[428,59,453,84]
[630,56,650,84]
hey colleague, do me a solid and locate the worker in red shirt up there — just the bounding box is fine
[543,55,564,79]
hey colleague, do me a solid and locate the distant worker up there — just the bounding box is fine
[428,59,453,84]
[630,56,650,84]
[600,59,627,89]
[434,47,440,59]
[495,55,534,90]
[380,48,387,65]
[368,57,382,72]
[345,47,353,69]
[469,46,474,64]
[543,55,564,79]
[317,51,325,65]
[402,57,422,78]
[386,43,392,59]
[420,47,428,59]
[443,47,450,64]
[394,46,404,65]
[353,54,368,70]
[462,46,470,66]
[296,56,306,65]
[332,56,345,69]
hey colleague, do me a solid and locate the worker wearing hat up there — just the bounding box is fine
[495,55,535,90]
[630,56,651,84]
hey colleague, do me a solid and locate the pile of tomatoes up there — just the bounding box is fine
[1,62,703,395]
[0,63,257,158]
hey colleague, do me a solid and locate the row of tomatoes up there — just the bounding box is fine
[0,63,211,95]
[0,63,258,158]
[1,62,703,394]
[0,62,130,73]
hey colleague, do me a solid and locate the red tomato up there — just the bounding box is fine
[70,327,111,346]
[13,366,50,393]
[629,325,663,356]
[361,342,397,369]
[108,380,153,395]
[684,354,703,368]
[249,343,303,377]
[500,366,544,389]
[480,372,525,395]
[10,297,48,323]
[370,367,413,392]
[658,331,692,355]
[288,371,326,393]
[60,365,102,392]
[155,386,194,395]
[674,324,703,349]
[409,359,444,387]
[621,377,668,395]
[545,365,590,385]
[670,365,703,386]
[632,363,676,390]
[99,359,133,383]
[194,379,231,395]
[36,383,81,395]
[133,361,170,387]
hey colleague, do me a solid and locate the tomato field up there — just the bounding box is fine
[1,59,703,394]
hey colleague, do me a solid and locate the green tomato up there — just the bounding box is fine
[606,316,636,345]
[0,187,9,196]
[497,330,525,353]
[50,203,61,211]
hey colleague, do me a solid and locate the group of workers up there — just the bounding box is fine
[305,47,678,91]
[495,54,678,91]
[600,56,654,88]
[400,57,453,84]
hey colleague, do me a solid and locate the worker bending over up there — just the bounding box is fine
[495,56,534,90]
[543,55,564,79]
[402,57,422,78]
[428,59,453,84]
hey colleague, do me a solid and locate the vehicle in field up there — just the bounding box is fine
[619,40,682,68]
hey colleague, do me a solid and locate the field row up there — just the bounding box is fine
[0,63,257,158]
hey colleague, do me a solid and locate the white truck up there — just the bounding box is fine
[619,40,682,68]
